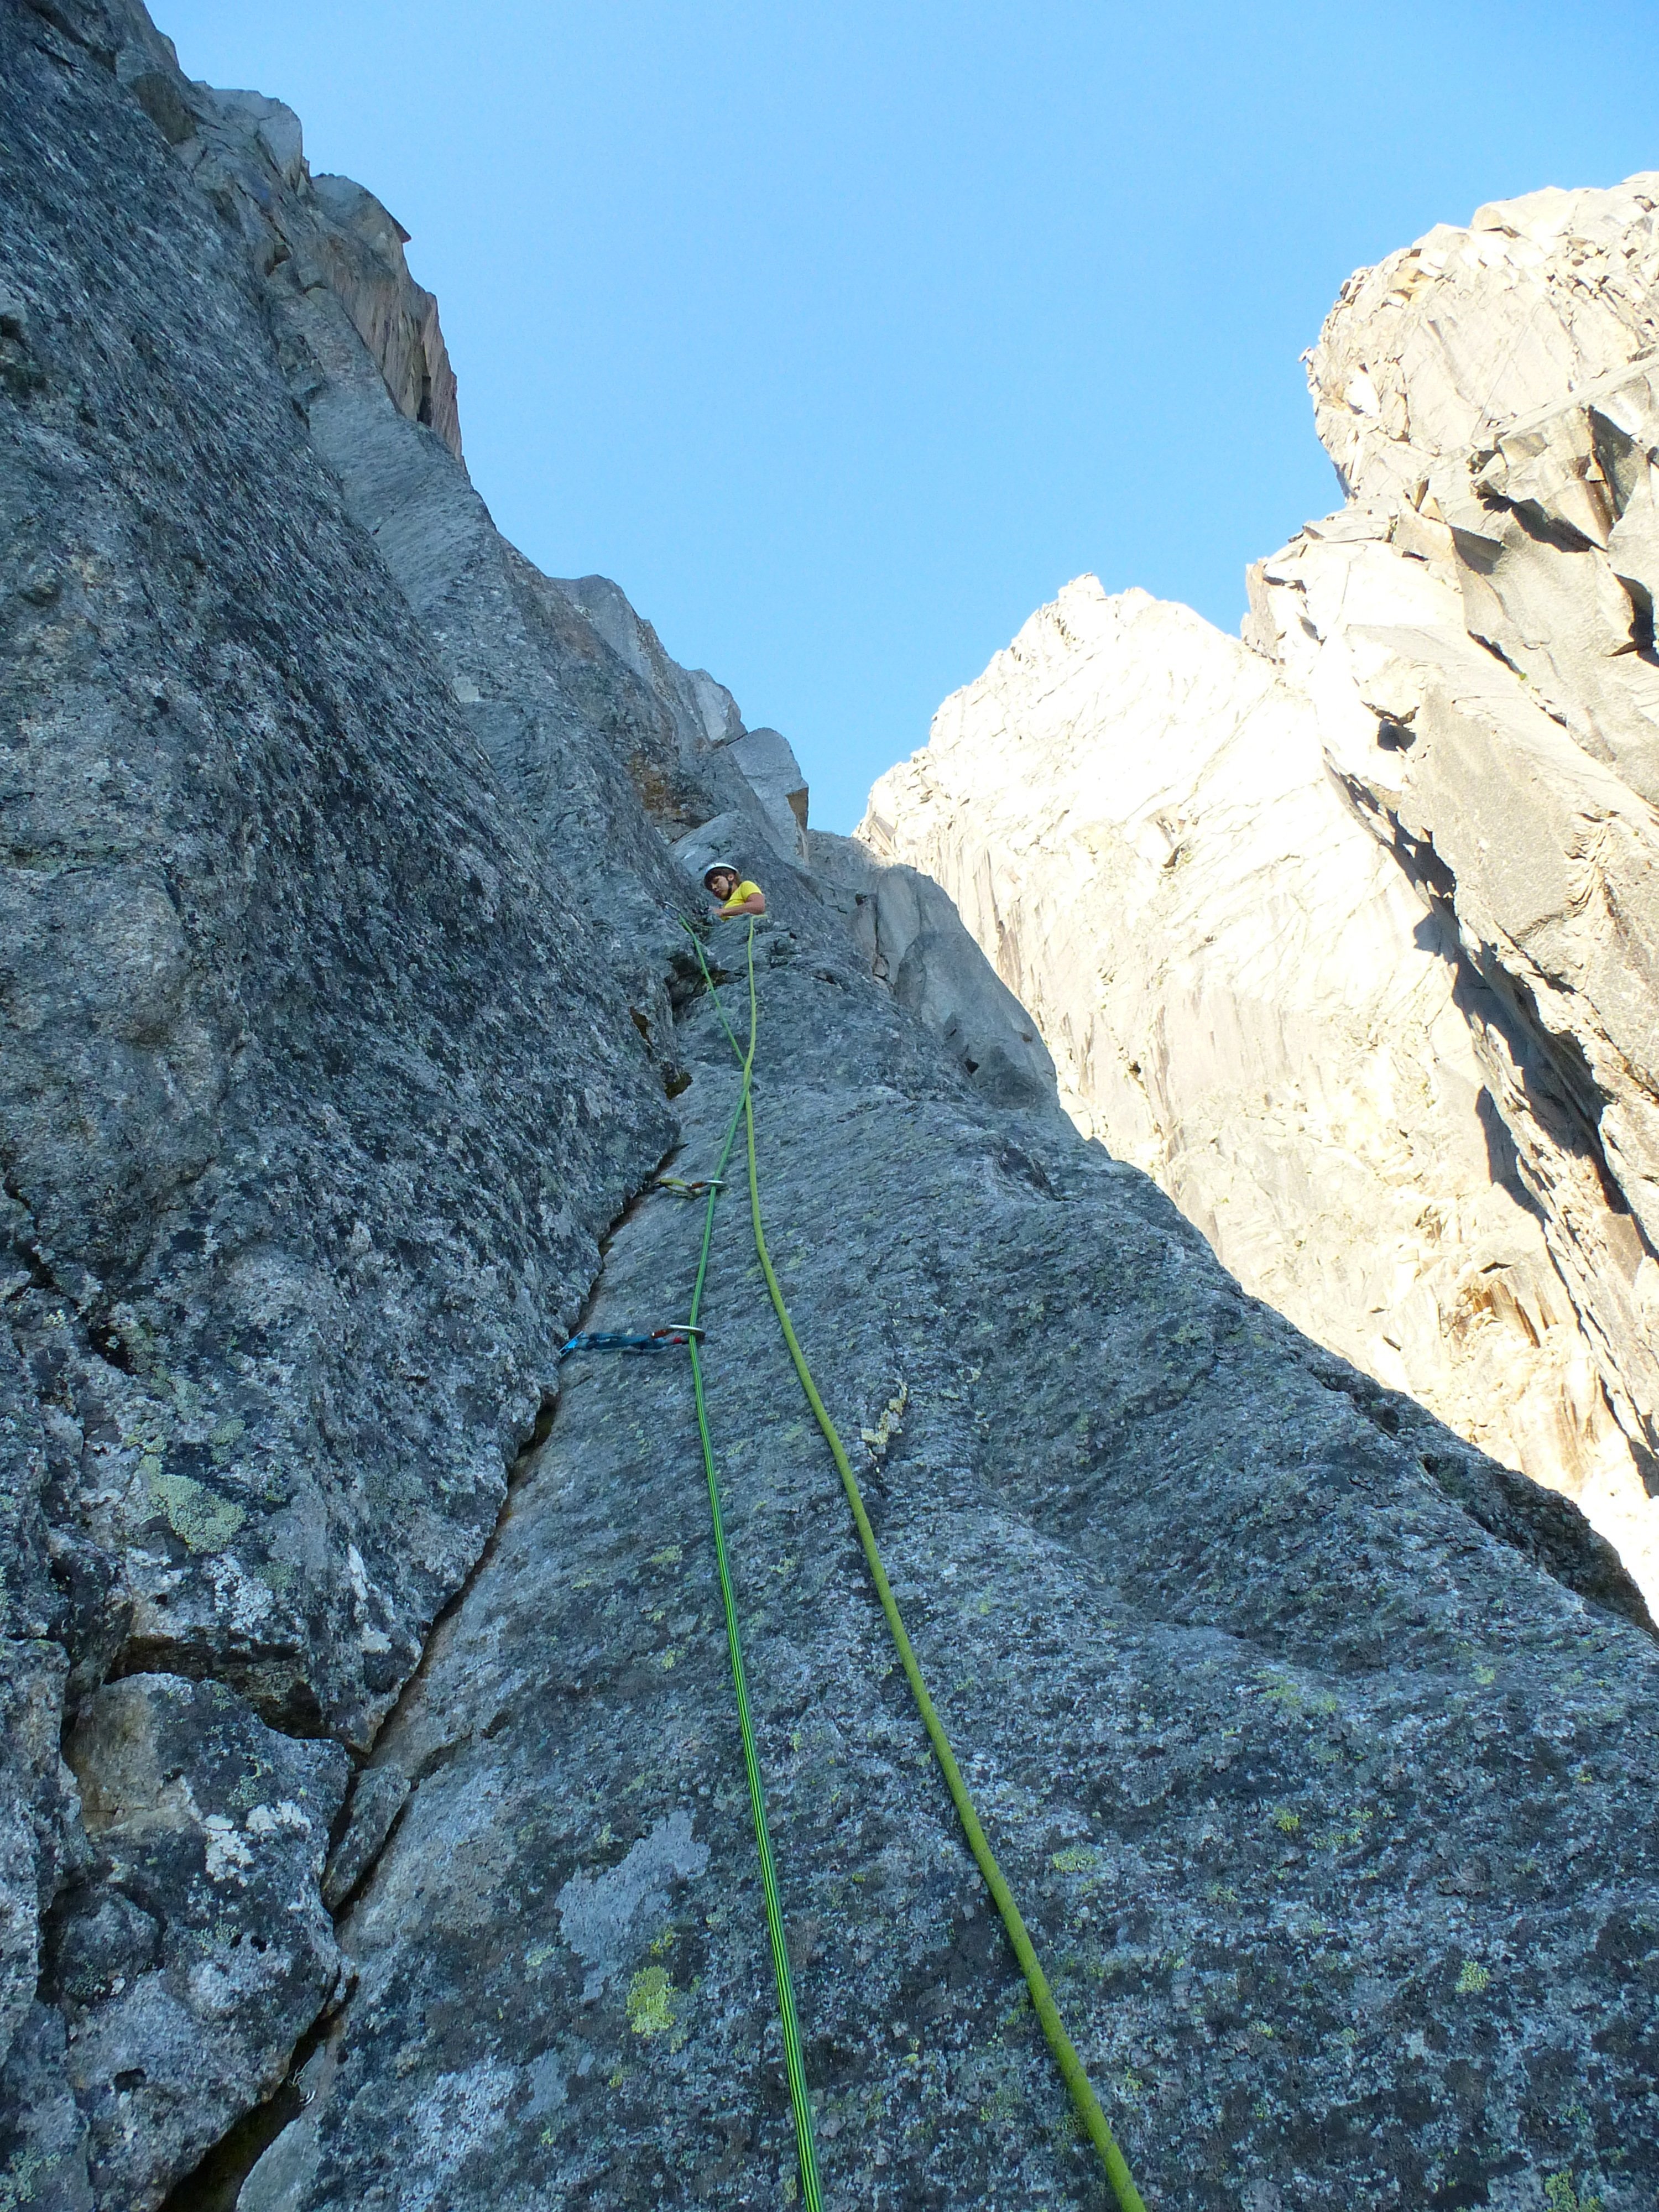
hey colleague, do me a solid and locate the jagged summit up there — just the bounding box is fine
[1307,173,1659,509]
[4,17,1658,2211]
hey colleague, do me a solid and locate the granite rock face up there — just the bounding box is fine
[4,12,1659,2210]
[54,1674,348,2206]
[1,0,687,1762]
[864,178,1659,1617]
[1306,177,1659,519]
[1286,178,1659,1530]
[2,2,671,2199]
[718,726,811,863]
[0,3,823,2199]
[862,579,1659,1591]
[811,830,1058,1107]
[242,898,1659,2212]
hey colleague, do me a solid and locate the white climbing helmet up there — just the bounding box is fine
[702,860,740,889]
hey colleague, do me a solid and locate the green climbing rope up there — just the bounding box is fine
[683,924,824,2212]
[689,920,1147,2212]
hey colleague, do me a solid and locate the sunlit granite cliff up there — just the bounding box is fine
[865,177,1659,1613]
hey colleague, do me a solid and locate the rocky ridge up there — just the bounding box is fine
[3,11,1659,2210]
[864,175,1659,1617]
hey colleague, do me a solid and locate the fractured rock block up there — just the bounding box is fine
[48,1674,348,2211]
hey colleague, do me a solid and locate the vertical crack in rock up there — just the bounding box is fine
[154,2005,335,2212]
[143,1212,640,2212]
[318,1132,695,1928]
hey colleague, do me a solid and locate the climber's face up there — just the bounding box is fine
[708,871,737,900]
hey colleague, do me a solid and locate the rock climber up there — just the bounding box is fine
[703,860,766,918]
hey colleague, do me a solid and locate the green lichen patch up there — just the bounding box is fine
[625,1964,677,2037]
[1050,1845,1103,1874]
[1545,2174,1603,2212]
[149,1469,247,1552]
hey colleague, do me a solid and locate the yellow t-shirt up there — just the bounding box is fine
[717,880,763,915]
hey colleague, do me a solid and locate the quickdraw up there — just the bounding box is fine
[655,1174,727,1199]
[559,1325,703,1358]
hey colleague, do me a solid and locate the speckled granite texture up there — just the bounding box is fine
[2,6,1657,2209]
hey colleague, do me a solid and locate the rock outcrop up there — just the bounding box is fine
[864,176,1659,1617]
[5,11,1659,2210]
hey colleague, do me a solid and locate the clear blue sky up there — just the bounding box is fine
[161,2,1654,831]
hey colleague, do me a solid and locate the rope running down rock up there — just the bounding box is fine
[686,919,1147,2212]
[682,925,825,2211]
